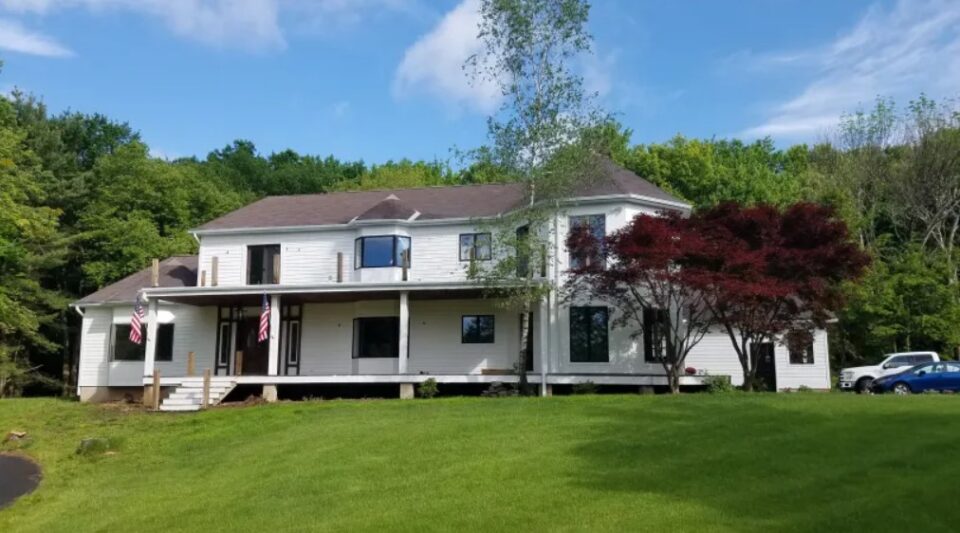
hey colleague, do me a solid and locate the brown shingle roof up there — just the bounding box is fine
[76,256,198,305]
[195,161,685,231]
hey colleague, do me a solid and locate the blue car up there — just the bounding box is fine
[871,361,960,394]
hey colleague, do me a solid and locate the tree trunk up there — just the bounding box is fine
[517,306,532,395]
[668,370,680,394]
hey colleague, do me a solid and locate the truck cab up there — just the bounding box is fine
[839,351,940,393]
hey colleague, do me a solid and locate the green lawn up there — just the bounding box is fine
[1,394,959,532]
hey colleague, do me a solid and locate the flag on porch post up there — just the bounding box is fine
[129,294,145,345]
[258,294,270,343]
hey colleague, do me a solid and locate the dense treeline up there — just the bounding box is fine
[1,85,957,395]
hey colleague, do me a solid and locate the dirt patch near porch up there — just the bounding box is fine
[0,454,41,509]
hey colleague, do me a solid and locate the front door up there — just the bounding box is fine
[236,317,269,375]
[752,342,777,392]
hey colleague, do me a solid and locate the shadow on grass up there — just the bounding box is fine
[568,396,960,532]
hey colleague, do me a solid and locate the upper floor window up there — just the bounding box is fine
[355,236,411,269]
[789,343,815,365]
[460,233,492,261]
[113,323,174,362]
[568,214,605,269]
[516,225,530,277]
[248,245,281,285]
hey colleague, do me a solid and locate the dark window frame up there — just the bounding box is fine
[461,315,495,344]
[352,316,401,358]
[643,307,669,363]
[354,235,412,269]
[569,306,609,363]
[112,323,174,362]
[459,233,492,261]
[568,214,606,269]
[247,244,281,285]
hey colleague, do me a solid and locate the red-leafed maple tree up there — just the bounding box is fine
[686,202,871,390]
[566,211,714,393]
[568,201,869,392]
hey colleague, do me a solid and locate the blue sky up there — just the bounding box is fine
[0,0,957,164]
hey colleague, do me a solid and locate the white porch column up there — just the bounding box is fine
[398,291,409,374]
[143,298,159,378]
[264,294,281,403]
[538,295,550,397]
[267,294,281,376]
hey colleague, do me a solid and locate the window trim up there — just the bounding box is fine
[247,244,281,285]
[111,323,174,362]
[354,235,412,269]
[459,233,492,262]
[569,306,609,363]
[352,316,401,358]
[461,315,495,344]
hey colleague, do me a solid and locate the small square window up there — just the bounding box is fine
[460,233,492,261]
[462,315,495,343]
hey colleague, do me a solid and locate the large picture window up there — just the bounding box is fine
[462,315,495,343]
[459,233,492,261]
[248,244,281,285]
[569,306,609,363]
[353,317,400,358]
[355,236,411,268]
[568,214,605,269]
[113,324,174,362]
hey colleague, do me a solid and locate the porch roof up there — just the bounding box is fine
[136,280,534,306]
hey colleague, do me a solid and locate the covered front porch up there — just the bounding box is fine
[138,281,553,402]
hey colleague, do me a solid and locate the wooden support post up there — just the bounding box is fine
[211,256,219,287]
[200,270,207,287]
[152,368,161,411]
[336,252,343,283]
[151,258,160,287]
[235,351,243,376]
[202,369,211,410]
[272,253,281,284]
[187,351,195,377]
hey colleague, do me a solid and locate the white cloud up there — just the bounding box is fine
[0,17,72,56]
[392,0,501,114]
[0,0,421,52]
[331,99,350,118]
[740,0,960,140]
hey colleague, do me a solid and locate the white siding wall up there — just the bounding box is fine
[197,222,492,288]
[774,329,832,390]
[408,299,520,374]
[77,307,112,389]
[78,304,218,388]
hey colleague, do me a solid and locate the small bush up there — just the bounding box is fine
[797,385,813,393]
[572,381,598,395]
[417,378,439,399]
[703,374,735,394]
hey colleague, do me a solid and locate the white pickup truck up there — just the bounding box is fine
[839,351,940,393]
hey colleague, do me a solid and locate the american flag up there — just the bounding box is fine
[258,294,270,343]
[129,296,145,345]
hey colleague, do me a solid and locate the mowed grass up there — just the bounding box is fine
[1,394,959,532]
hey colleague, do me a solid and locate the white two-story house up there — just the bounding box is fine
[72,161,832,409]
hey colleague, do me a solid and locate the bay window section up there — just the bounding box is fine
[355,236,411,268]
